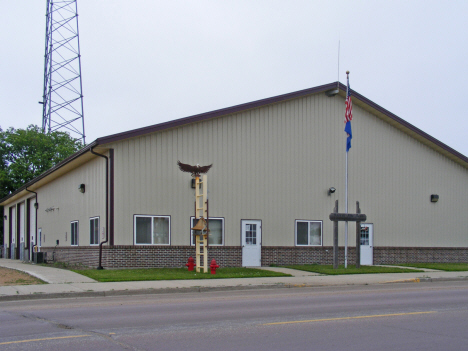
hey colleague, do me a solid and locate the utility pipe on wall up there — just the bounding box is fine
[90,147,108,270]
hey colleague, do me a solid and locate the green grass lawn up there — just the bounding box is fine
[72,267,291,282]
[284,264,424,275]
[394,263,468,271]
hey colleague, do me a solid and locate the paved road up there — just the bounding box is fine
[1,281,468,350]
[3,259,468,300]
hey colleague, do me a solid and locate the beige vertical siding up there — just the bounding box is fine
[351,105,468,247]
[4,91,465,251]
[30,156,106,247]
[107,92,468,248]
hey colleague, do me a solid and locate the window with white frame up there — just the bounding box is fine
[190,217,224,246]
[295,220,322,246]
[134,215,170,245]
[90,217,99,245]
[71,221,78,246]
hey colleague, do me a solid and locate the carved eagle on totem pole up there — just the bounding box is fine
[177,160,212,178]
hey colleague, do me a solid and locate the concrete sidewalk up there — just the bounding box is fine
[1,259,468,301]
[0,259,96,284]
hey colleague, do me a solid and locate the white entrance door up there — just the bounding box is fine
[11,207,16,246]
[241,220,261,267]
[29,200,36,261]
[19,203,25,261]
[360,223,373,265]
[38,228,42,249]
[19,203,25,244]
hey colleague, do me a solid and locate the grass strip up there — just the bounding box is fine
[394,263,468,271]
[284,264,423,275]
[72,267,291,282]
[0,267,46,286]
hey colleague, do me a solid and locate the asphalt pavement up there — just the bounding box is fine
[1,258,468,301]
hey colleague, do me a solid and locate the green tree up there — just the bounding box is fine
[0,125,83,245]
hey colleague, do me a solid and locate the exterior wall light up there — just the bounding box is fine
[191,178,196,189]
[34,203,39,209]
[325,88,339,97]
[430,194,439,203]
[78,184,85,193]
[3,215,6,220]
[328,187,336,196]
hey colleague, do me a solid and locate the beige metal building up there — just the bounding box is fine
[2,82,468,268]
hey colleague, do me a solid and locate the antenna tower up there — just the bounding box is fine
[41,0,86,144]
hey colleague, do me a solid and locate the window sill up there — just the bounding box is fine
[134,243,171,246]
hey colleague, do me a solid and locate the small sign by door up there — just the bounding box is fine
[241,220,261,267]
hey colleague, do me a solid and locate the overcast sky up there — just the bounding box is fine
[1,1,468,156]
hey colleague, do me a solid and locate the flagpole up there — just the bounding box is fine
[345,148,348,268]
[344,70,351,269]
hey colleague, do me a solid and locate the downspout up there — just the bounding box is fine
[25,188,38,259]
[90,147,108,270]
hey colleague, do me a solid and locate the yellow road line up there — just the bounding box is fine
[381,278,421,284]
[0,334,91,345]
[262,311,436,326]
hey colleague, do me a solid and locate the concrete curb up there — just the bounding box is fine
[380,276,468,284]
[416,276,468,283]
[0,283,290,302]
[2,277,468,302]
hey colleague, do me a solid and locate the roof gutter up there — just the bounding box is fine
[90,147,108,270]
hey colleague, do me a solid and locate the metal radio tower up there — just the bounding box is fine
[41,0,85,144]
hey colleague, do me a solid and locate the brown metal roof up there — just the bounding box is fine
[349,83,468,164]
[95,81,468,165]
[0,141,98,205]
[2,81,467,205]
[95,82,341,145]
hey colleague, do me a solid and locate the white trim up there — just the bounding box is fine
[10,206,16,244]
[360,223,374,265]
[71,221,79,246]
[295,220,323,246]
[190,216,224,246]
[89,216,99,246]
[241,219,262,267]
[19,202,25,243]
[134,215,171,246]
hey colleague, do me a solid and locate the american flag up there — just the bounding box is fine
[345,80,352,123]
[344,74,353,152]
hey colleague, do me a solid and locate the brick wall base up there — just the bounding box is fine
[373,247,468,265]
[40,246,241,269]
[38,245,468,268]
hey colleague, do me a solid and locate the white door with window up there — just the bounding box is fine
[29,200,36,261]
[360,223,373,265]
[19,203,25,244]
[242,220,261,267]
[11,207,16,244]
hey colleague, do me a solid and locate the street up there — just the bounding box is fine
[1,281,468,350]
